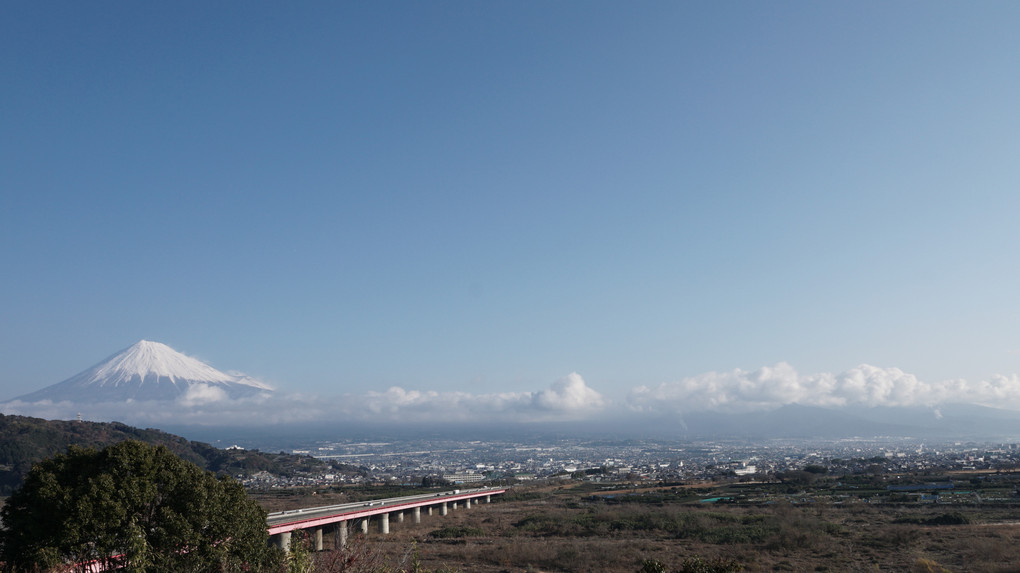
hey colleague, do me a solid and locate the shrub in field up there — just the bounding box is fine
[640,559,668,573]
[677,555,744,573]
[428,526,485,539]
[637,554,744,573]
[911,558,951,573]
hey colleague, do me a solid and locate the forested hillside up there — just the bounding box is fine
[0,413,351,494]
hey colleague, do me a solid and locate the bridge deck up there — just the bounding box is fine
[267,486,505,535]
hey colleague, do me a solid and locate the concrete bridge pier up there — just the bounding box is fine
[413,506,421,524]
[397,511,404,523]
[314,528,323,551]
[427,506,433,516]
[451,501,458,510]
[465,498,472,509]
[275,531,292,551]
[440,502,448,516]
[360,518,369,534]
[379,512,390,534]
[337,521,348,548]
[486,494,491,503]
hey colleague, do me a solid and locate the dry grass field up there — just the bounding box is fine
[262,483,1020,573]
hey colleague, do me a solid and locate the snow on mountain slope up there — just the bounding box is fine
[10,340,273,403]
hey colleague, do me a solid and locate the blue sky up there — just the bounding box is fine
[4,2,1020,419]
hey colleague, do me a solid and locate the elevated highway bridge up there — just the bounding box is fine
[266,486,506,550]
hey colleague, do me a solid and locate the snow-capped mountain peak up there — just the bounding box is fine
[10,340,273,403]
[86,340,266,388]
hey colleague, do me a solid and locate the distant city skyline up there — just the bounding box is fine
[4,3,1020,422]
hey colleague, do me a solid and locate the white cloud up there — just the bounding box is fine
[178,383,229,406]
[628,362,805,413]
[9,364,1020,428]
[533,372,606,412]
[628,363,1020,413]
[0,373,607,426]
[349,372,605,423]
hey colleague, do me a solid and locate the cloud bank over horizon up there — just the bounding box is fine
[5,365,1020,427]
[0,372,608,426]
[627,363,1020,414]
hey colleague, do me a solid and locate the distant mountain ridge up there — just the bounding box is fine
[642,403,1020,441]
[9,340,272,403]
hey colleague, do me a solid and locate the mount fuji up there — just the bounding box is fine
[11,340,273,404]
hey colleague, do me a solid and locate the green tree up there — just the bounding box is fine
[0,440,279,572]
[285,531,314,573]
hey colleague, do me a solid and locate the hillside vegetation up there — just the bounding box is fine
[0,413,349,495]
